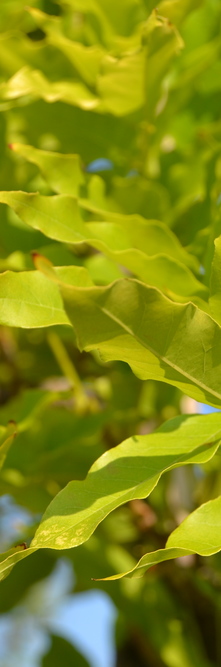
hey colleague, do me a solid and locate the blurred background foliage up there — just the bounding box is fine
[0,0,221,665]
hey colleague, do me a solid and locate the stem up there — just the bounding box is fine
[47,332,87,409]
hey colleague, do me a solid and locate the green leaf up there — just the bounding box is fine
[59,278,221,407]
[31,413,220,550]
[52,39,105,89]
[0,66,100,111]
[56,0,144,45]
[0,266,92,328]
[0,54,146,116]
[85,218,206,301]
[28,7,106,86]
[83,208,199,273]
[85,231,208,301]
[0,192,86,245]
[10,143,85,196]
[0,547,36,583]
[209,236,221,325]
[97,51,145,115]
[0,422,17,470]
[0,9,183,118]
[167,495,221,554]
[1,413,218,581]
[0,191,206,302]
[142,13,184,121]
[158,0,203,26]
[103,495,221,580]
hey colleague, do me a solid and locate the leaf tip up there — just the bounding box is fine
[31,252,53,271]
[31,251,40,262]
[16,542,27,550]
[32,252,57,282]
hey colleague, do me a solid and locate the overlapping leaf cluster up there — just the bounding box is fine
[0,0,221,664]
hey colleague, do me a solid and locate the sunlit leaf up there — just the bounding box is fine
[9,143,85,196]
[0,413,219,580]
[103,496,221,580]
[31,413,221,550]
[0,66,100,111]
[0,266,92,328]
[0,191,206,302]
[58,278,221,407]
[0,546,36,583]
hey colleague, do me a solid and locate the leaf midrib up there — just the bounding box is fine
[98,298,221,402]
[33,439,220,547]
[0,296,65,313]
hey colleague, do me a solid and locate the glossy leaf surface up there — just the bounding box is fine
[31,413,220,549]
[59,279,221,407]
[103,496,221,580]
